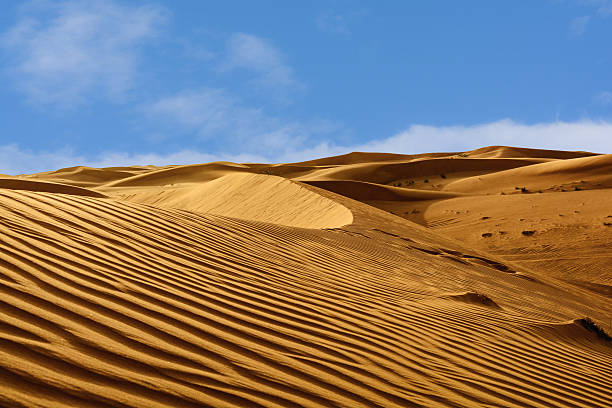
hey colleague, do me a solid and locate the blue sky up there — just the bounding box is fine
[1,0,612,174]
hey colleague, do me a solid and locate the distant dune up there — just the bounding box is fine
[0,177,106,197]
[0,146,610,407]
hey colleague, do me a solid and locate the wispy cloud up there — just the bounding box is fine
[221,33,302,92]
[144,87,342,156]
[594,91,612,104]
[3,120,611,175]
[315,9,367,35]
[579,0,612,15]
[569,15,591,35]
[1,0,166,106]
[90,150,265,168]
[146,88,241,136]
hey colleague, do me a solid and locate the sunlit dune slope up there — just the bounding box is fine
[116,173,353,229]
[0,145,610,408]
[419,189,612,296]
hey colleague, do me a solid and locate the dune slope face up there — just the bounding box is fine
[116,173,353,229]
[0,146,611,408]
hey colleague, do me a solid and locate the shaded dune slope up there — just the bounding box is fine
[0,188,610,408]
[0,178,106,198]
[303,180,462,201]
[444,154,612,193]
[288,151,441,166]
[298,157,548,185]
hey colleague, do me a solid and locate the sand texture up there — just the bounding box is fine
[0,146,610,407]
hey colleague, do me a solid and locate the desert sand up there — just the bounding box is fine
[0,146,610,407]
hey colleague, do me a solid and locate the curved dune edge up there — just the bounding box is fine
[0,178,107,198]
[303,179,464,201]
[117,173,354,229]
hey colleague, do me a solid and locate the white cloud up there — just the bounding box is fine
[3,119,611,175]
[0,144,84,175]
[352,119,612,155]
[569,15,591,35]
[272,120,612,162]
[222,33,301,91]
[1,0,165,106]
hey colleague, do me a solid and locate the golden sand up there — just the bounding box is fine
[0,146,610,407]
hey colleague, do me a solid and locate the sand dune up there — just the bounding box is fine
[118,173,353,228]
[297,157,548,186]
[0,145,610,408]
[420,188,612,296]
[303,179,463,201]
[105,162,252,188]
[0,178,107,197]
[466,145,598,159]
[24,165,156,187]
[443,154,612,194]
[288,151,443,166]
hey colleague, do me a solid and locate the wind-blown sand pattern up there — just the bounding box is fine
[1,146,610,407]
